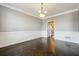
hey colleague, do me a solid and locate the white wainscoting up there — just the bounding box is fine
[0,31,42,48]
[54,31,79,45]
[42,30,79,45]
[42,30,47,37]
[0,31,79,48]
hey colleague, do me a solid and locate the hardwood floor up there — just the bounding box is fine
[0,37,79,56]
[0,38,48,56]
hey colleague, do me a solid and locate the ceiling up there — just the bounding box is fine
[0,3,78,19]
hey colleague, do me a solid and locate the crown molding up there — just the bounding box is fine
[0,3,42,20]
[44,8,78,19]
[0,4,78,20]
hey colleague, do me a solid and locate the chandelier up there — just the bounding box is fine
[38,3,47,18]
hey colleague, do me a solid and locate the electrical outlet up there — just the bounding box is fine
[65,36,71,39]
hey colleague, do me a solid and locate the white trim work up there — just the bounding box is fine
[0,4,78,20]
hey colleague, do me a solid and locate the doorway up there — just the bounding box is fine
[47,20,56,55]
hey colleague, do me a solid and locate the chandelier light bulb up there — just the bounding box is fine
[44,11,47,14]
[38,10,41,13]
